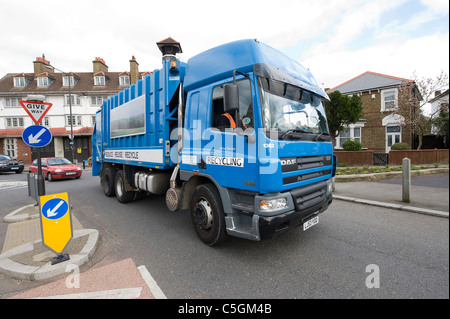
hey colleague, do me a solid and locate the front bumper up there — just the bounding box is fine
[258,193,332,239]
[225,179,333,241]
[0,164,24,172]
[51,171,82,179]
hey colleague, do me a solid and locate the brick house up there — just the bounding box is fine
[0,54,148,164]
[327,71,421,153]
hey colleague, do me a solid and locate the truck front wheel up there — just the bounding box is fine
[190,183,228,246]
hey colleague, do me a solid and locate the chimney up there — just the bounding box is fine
[129,56,139,85]
[93,57,108,73]
[156,37,182,61]
[33,54,52,75]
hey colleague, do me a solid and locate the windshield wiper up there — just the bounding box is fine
[315,132,330,141]
[279,129,308,140]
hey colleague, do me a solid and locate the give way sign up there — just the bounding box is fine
[19,100,53,125]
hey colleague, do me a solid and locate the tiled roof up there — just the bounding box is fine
[327,71,414,94]
[0,72,131,95]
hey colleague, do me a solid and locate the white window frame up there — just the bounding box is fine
[335,125,364,149]
[65,94,81,105]
[119,75,130,86]
[63,76,76,87]
[91,96,108,106]
[94,76,106,86]
[5,97,21,107]
[14,77,26,87]
[66,115,82,126]
[37,77,49,87]
[381,89,398,112]
[5,117,24,128]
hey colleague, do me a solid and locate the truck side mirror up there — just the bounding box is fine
[223,84,239,113]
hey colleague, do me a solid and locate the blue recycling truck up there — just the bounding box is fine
[92,39,336,245]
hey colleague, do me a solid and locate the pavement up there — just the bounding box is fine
[0,166,448,299]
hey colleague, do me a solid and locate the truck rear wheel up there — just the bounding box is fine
[102,167,116,197]
[115,170,135,203]
[190,183,228,246]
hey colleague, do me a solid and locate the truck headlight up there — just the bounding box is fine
[326,179,333,195]
[260,197,287,211]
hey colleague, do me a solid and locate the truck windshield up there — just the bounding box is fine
[259,77,330,139]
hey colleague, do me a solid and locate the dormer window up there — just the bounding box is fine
[63,75,76,87]
[94,76,105,86]
[37,77,49,87]
[119,75,130,86]
[14,77,26,87]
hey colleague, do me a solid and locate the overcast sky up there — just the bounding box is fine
[0,0,448,90]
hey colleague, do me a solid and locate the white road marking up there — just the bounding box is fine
[138,265,167,299]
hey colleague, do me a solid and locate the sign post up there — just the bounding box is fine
[20,97,53,198]
[39,192,73,264]
[22,125,52,197]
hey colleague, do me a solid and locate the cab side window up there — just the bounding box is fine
[211,79,253,131]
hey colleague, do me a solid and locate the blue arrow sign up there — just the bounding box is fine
[22,125,52,148]
[41,198,69,220]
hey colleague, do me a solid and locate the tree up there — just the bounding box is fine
[323,91,363,148]
[433,101,449,147]
[397,71,449,149]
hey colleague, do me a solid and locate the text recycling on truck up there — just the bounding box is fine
[92,38,337,245]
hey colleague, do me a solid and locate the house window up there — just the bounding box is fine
[91,116,96,126]
[63,76,76,87]
[14,77,26,87]
[37,77,49,87]
[5,117,24,128]
[381,89,397,111]
[39,117,49,126]
[5,97,20,107]
[339,128,350,146]
[65,94,81,105]
[119,75,130,86]
[66,115,82,126]
[4,138,18,158]
[91,96,108,106]
[94,76,106,86]
[336,126,363,148]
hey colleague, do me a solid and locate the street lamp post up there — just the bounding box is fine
[45,65,75,163]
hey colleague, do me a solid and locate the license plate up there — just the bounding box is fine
[66,172,76,175]
[11,167,19,170]
[303,216,319,231]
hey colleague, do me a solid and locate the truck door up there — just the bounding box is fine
[203,78,259,191]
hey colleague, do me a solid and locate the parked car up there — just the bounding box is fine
[0,154,24,174]
[29,157,82,181]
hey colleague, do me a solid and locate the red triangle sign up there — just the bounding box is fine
[19,100,53,125]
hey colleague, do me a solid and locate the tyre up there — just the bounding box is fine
[102,167,116,197]
[47,173,53,182]
[115,170,135,203]
[190,183,228,246]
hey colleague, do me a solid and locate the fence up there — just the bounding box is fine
[389,149,449,165]
[334,150,374,166]
[334,149,449,166]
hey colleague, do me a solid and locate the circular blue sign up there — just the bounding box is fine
[22,125,52,148]
[41,198,69,220]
